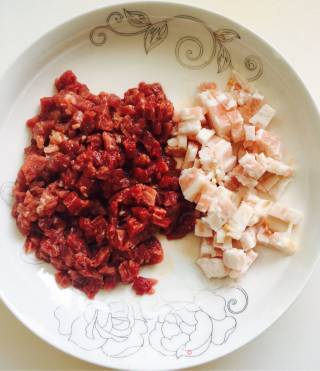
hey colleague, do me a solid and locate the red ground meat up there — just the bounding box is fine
[132,277,158,295]
[12,71,197,298]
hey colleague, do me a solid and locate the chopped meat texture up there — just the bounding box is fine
[173,70,301,281]
[13,71,198,298]
[132,276,158,295]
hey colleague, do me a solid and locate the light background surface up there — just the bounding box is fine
[0,0,319,370]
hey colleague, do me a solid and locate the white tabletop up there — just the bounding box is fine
[1,0,320,370]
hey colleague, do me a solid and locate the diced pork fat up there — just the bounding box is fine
[257,226,297,255]
[179,106,206,121]
[240,227,257,250]
[239,152,265,179]
[197,257,230,278]
[223,248,247,271]
[255,129,282,159]
[199,238,215,258]
[178,120,202,136]
[249,104,276,129]
[226,201,254,240]
[182,142,199,169]
[229,250,258,279]
[195,218,213,237]
[196,128,215,145]
[179,167,208,202]
[268,203,302,225]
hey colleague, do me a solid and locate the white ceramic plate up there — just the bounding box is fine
[0,1,320,370]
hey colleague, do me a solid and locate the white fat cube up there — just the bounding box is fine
[197,258,230,278]
[227,201,254,240]
[240,227,257,250]
[257,227,297,255]
[239,152,265,179]
[195,219,213,237]
[196,183,217,213]
[268,203,303,225]
[256,129,282,159]
[244,124,256,141]
[198,91,218,108]
[199,238,215,258]
[256,153,293,177]
[223,248,247,271]
[249,104,276,129]
[179,168,208,202]
[178,119,202,136]
[215,91,237,110]
[196,128,215,145]
[167,134,187,150]
[229,250,258,279]
[183,141,199,169]
[179,106,205,121]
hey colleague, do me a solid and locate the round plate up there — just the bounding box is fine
[0,1,320,370]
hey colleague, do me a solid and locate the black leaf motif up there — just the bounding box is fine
[144,21,168,54]
[215,29,240,43]
[217,43,231,73]
[123,8,151,28]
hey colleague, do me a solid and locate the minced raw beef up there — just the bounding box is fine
[12,71,197,298]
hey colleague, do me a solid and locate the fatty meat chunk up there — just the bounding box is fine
[256,153,293,177]
[197,257,230,278]
[199,238,215,258]
[226,201,254,240]
[178,119,202,136]
[179,167,208,202]
[268,203,302,225]
[183,142,199,169]
[195,218,213,237]
[179,106,206,121]
[256,129,282,159]
[223,248,248,271]
[196,183,217,213]
[229,250,258,279]
[240,227,257,250]
[257,226,297,255]
[249,104,276,129]
[239,152,266,179]
[196,128,215,145]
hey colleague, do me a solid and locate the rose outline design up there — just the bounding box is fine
[54,301,148,358]
[148,289,245,358]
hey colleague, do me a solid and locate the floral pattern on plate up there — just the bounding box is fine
[54,287,248,359]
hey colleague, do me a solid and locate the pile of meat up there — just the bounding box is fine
[168,71,302,279]
[12,71,197,298]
